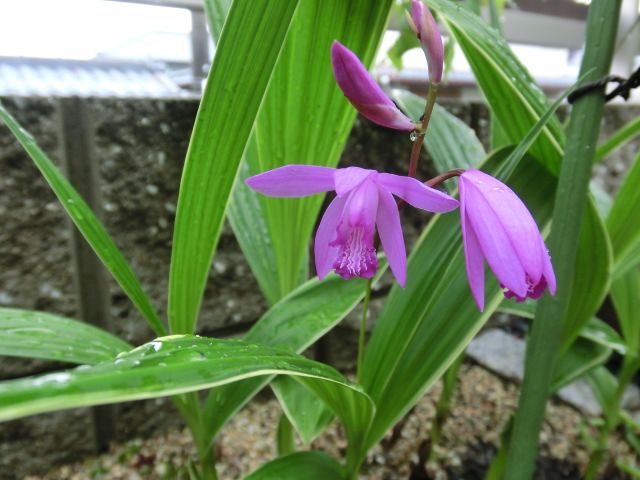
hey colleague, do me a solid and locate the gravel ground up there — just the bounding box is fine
[25,364,637,480]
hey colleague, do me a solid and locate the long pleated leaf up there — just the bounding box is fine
[0,336,372,428]
[500,301,627,355]
[0,308,131,365]
[168,0,300,333]
[559,199,612,350]
[0,103,165,337]
[551,338,611,392]
[607,152,640,278]
[610,267,640,353]
[242,0,393,300]
[595,116,640,162]
[228,157,281,305]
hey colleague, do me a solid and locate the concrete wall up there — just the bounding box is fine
[0,96,638,478]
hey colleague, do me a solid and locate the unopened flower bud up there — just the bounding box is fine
[331,41,415,131]
[408,0,444,84]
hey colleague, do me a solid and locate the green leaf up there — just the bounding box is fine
[502,300,626,355]
[590,180,614,218]
[168,0,300,334]
[624,424,640,456]
[551,338,611,392]
[0,103,165,337]
[607,152,640,278]
[596,115,640,163]
[610,267,640,353]
[616,460,640,479]
[201,273,378,445]
[429,0,565,173]
[579,319,627,356]
[500,300,627,355]
[391,89,485,175]
[243,0,393,299]
[361,148,555,451]
[0,336,372,430]
[245,451,345,480]
[559,197,612,351]
[202,0,231,41]
[0,308,131,365]
[228,157,281,305]
[587,366,618,413]
[272,376,333,445]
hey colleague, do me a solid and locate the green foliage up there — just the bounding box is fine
[272,376,333,445]
[610,267,640,353]
[607,152,640,278]
[429,0,565,173]
[201,273,380,448]
[560,199,612,351]
[0,336,372,426]
[168,0,300,334]
[551,338,611,392]
[0,308,131,365]
[245,451,345,480]
[596,116,640,163]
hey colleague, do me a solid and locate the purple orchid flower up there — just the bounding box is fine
[331,41,416,131]
[458,169,556,311]
[246,165,459,287]
[407,0,444,85]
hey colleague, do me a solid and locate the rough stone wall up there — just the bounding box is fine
[0,96,638,479]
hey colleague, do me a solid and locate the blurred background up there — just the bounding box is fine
[0,0,638,100]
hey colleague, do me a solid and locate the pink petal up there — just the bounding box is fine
[331,41,415,131]
[541,240,556,295]
[460,176,528,298]
[461,200,485,311]
[245,165,336,197]
[461,170,544,285]
[314,195,347,279]
[377,173,459,212]
[342,178,379,233]
[411,0,444,84]
[332,181,379,280]
[354,103,417,131]
[376,187,407,287]
[334,167,376,197]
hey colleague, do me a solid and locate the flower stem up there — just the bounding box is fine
[424,169,464,188]
[356,278,373,383]
[407,84,439,178]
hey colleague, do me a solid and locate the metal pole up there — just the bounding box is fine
[190,10,210,92]
[56,97,116,452]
